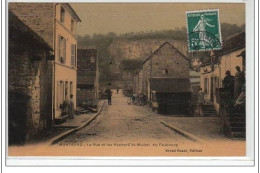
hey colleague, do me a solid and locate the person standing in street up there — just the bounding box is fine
[106,89,112,105]
[223,70,235,98]
[234,66,245,99]
[68,94,75,118]
[197,88,205,116]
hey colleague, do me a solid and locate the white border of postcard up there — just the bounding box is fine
[2,0,258,169]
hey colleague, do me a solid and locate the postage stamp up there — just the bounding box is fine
[186,9,222,52]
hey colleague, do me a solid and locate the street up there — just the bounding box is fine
[61,90,192,144]
[8,89,245,156]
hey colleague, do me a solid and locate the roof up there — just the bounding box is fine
[149,78,191,93]
[200,31,245,67]
[9,10,52,50]
[66,3,81,22]
[215,31,245,57]
[142,42,190,65]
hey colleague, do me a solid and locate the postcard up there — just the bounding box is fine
[5,0,256,166]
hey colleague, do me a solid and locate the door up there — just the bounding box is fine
[210,77,214,102]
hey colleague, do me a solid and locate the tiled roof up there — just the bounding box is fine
[200,31,245,67]
[9,10,52,50]
[215,31,245,57]
[66,3,81,22]
[149,78,191,93]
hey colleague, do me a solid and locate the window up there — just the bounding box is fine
[71,19,74,32]
[163,69,168,74]
[60,7,65,23]
[65,81,68,100]
[90,56,95,63]
[70,82,73,96]
[71,44,76,66]
[57,81,64,109]
[58,35,66,63]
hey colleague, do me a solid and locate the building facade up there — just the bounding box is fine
[135,42,190,100]
[77,49,99,107]
[133,42,191,114]
[9,3,81,122]
[199,31,245,114]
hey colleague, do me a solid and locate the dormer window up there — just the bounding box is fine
[60,7,65,23]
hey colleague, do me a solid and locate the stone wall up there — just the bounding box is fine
[133,69,143,94]
[8,31,52,144]
[76,88,95,106]
[141,42,190,96]
[9,3,54,48]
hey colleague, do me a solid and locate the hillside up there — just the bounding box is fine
[77,23,245,85]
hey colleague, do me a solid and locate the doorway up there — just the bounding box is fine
[210,77,214,102]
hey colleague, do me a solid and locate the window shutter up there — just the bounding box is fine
[57,81,60,109]
[63,38,66,63]
[58,35,61,62]
[71,44,75,66]
[74,44,77,67]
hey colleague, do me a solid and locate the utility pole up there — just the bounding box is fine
[149,51,153,106]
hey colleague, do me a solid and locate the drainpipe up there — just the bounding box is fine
[52,3,59,125]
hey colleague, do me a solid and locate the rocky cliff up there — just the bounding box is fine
[107,39,190,87]
[108,39,190,64]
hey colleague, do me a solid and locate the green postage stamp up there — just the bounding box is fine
[186,9,222,52]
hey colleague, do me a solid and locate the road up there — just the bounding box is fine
[61,90,192,145]
[9,90,245,156]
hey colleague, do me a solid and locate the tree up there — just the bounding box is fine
[121,59,143,75]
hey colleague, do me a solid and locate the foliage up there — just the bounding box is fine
[77,23,245,84]
[120,59,143,74]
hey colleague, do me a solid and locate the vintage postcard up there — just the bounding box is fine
[5,0,256,166]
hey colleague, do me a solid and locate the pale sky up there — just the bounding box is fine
[70,3,245,36]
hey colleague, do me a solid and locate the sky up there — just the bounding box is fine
[70,3,245,36]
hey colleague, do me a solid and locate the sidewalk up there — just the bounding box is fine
[48,100,105,144]
[159,116,222,140]
[54,113,97,128]
[55,100,104,128]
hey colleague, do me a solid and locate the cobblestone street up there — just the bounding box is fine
[61,90,193,144]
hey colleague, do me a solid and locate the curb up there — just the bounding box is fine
[160,121,204,143]
[48,101,105,145]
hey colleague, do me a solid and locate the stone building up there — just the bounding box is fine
[135,42,191,99]
[9,3,81,122]
[133,42,191,114]
[8,11,53,144]
[77,49,99,107]
[133,69,143,95]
